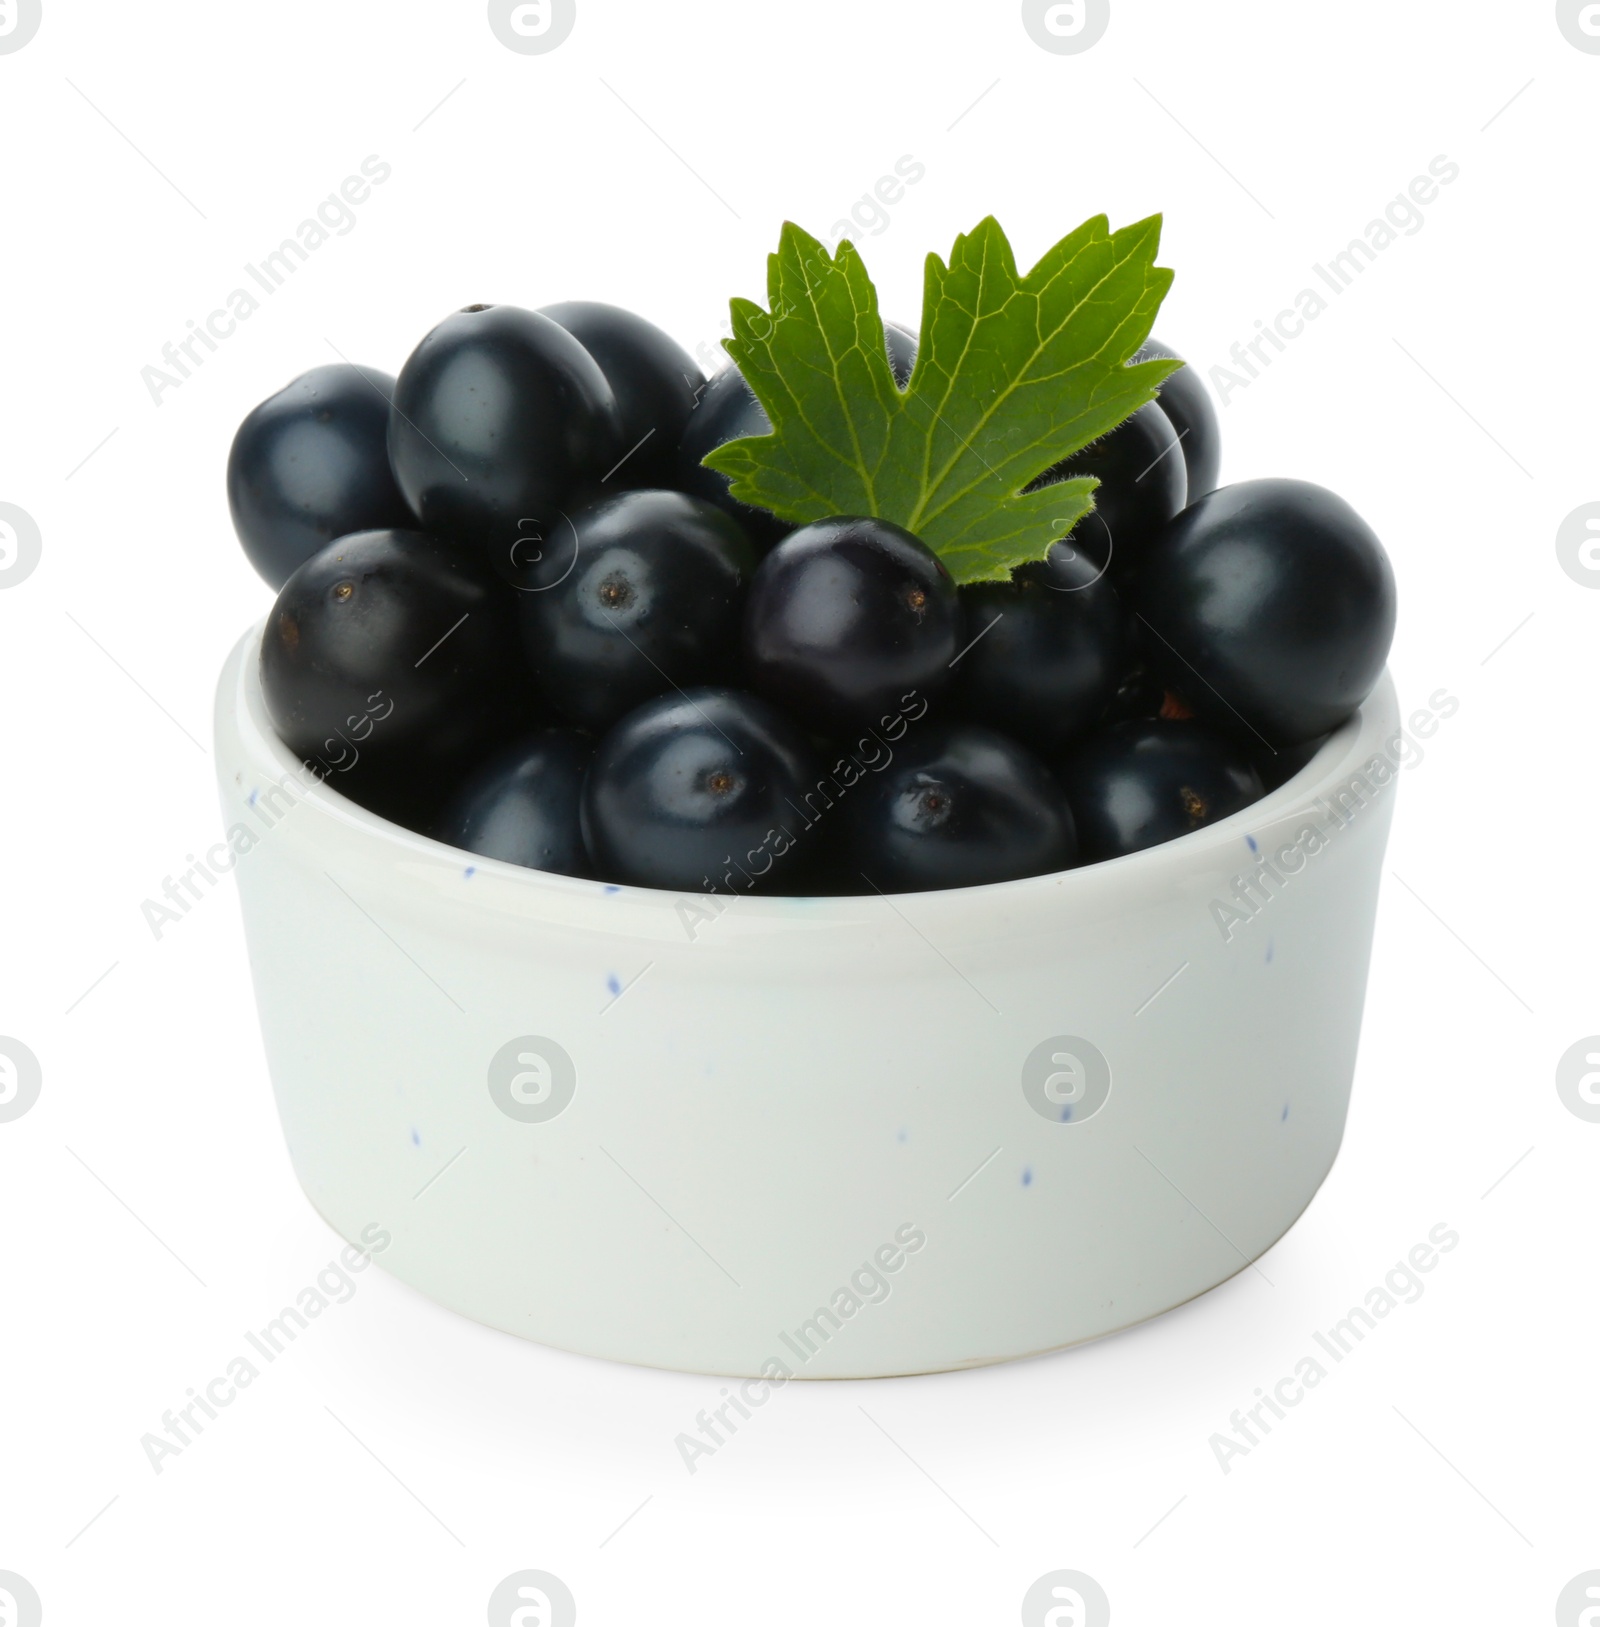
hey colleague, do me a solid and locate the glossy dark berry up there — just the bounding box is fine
[260,529,533,823]
[435,729,591,875]
[540,301,703,489]
[227,364,414,589]
[672,364,784,545]
[1033,401,1187,584]
[1137,338,1222,499]
[516,489,757,730]
[1056,720,1264,862]
[743,515,961,731]
[953,543,1125,752]
[675,322,918,548]
[582,689,818,892]
[849,724,1076,892]
[388,303,620,563]
[1134,479,1397,748]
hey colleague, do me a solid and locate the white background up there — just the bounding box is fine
[2,1,1595,1622]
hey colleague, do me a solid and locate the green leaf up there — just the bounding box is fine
[705,216,1181,584]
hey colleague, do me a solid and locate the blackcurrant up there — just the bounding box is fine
[516,489,756,730]
[582,688,819,892]
[849,724,1076,892]
[435,728,591,875]
[1134,479,1397,748]
[227,364,414,589]
[540,301,704,489]
[1056,719,1264,861]
[260,529,533,824]
[388,303,620,561]
[1137,338,1222,499]
[953,543,1125,752]
[672,364,785,545]
[743,515,961,731]
[1033,400,1187,584]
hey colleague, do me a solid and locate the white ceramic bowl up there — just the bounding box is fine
[215,624,1400,1377]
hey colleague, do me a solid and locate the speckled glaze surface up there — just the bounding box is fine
[215,622,1400,1377]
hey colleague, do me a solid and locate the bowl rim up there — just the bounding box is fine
[218,618,1401,921]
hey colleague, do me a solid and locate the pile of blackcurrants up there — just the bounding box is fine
[230,300,1396,895]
